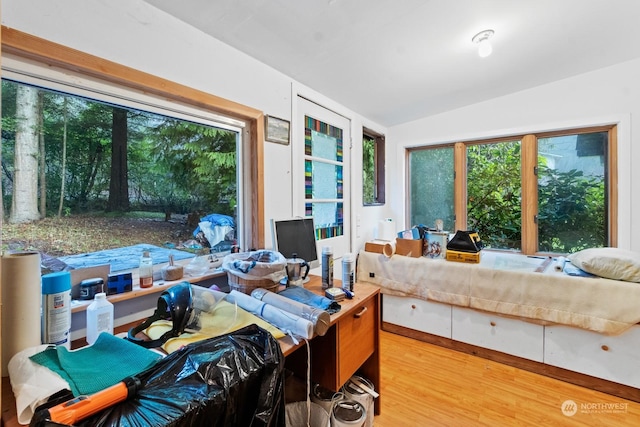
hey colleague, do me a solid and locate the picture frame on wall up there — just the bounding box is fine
[265,115,291,145]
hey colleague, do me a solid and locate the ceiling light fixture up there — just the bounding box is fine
[472,29,494,58]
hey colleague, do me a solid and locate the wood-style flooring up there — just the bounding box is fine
[373,330,640,426]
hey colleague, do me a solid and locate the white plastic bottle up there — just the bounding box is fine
[86,292,114,345]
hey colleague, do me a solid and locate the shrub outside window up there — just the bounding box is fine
[408,126,616,255]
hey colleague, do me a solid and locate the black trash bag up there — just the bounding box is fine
[35,325,286,427]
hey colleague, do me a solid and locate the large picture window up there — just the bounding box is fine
[409,126,616,255]
[0,30,263,257]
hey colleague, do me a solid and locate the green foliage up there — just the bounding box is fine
[362,135,375,204]
[537,165,605,252]
[1,79,239,221]
[466,141,606,253]
[467,142,522,250]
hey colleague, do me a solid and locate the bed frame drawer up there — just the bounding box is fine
[544,324,640,388]
[452,307,544,362]
[382,294,452,338]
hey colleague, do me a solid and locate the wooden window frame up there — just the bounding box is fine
[412,125,618,255]
[363,127,386,206]
[1,26,266,249]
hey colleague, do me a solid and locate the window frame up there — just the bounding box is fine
[408,125,618,254]
[362,127,386,206]
[1,26,266,250]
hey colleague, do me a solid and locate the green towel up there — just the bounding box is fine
[30,333,161,396]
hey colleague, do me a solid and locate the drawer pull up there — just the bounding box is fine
[490,321,497,327]
[354,306,368,318]
[601,345,609,352]
[411,304,417,309]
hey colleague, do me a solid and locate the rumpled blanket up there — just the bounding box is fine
[358,250,640,335]
[29,333,161,396]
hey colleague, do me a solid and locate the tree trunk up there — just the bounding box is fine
[107,107,130,212]
[10,85,41,224]
[58,97,68,217]
[38,92,46,219]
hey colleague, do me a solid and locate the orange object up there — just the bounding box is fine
[42,376,140,425]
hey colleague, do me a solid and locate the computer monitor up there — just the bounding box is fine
[271,217,320,269]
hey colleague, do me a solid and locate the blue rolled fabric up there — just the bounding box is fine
[278,285,341,314]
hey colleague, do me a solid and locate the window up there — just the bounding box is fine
[409,126,616,255]
[1,29,265,254]
[362,128,385,205]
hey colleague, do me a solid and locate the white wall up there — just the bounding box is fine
[2,0,393,256]
[389,58,640,251]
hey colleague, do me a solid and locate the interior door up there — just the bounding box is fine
[294,96,351,264]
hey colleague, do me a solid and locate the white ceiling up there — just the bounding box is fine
[142,0,640,127]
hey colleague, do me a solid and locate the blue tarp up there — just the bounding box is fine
[192,213,235,237]
[59,244,195,272]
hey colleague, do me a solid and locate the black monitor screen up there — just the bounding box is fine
[271,217,319,269]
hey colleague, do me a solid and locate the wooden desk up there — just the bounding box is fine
[2,277,381,425]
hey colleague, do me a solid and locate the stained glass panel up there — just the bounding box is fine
[305,115,344,239]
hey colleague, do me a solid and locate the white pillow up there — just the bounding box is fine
[568,247,640,282]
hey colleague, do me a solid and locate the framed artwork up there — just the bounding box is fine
[265,115,291,145]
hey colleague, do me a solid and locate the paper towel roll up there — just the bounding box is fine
[2,251,42,377]
[377,219,396,242]
[383,242,396,258]
[554,256,567,272]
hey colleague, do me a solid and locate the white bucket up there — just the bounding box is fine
[331,400,366,427]
[341,376,375,427]
[310,383,345,415]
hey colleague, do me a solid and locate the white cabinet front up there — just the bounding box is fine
[382,294,452,338]
[544,325,640,388]
[451,307,544,362]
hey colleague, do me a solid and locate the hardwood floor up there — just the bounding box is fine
[373,330,640,426]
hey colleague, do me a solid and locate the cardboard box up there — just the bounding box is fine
[364,240,386,254]
[395,238,423,258]
[446,249,481,263]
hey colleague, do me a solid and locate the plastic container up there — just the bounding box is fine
[86,292,114,345]
[342,376,375,427]
[321,246,334,290]
[139,250,153,288]
[342,253,354,292]
[331,400,366,427]
[42,271,72,348]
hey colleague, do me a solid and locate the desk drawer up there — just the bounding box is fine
[338,297,376,385]
[544,325,640,388]
[452,307,544,362]
[383,294,451,338]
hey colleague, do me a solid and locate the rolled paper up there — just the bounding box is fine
[382,242,396,258]
[226,290,314,339]
[554,256,567,272]
[2,251,42,377]
[251,288,331,336]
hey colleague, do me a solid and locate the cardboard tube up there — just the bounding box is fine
[2,252,42,377]
[382,242,396,258]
